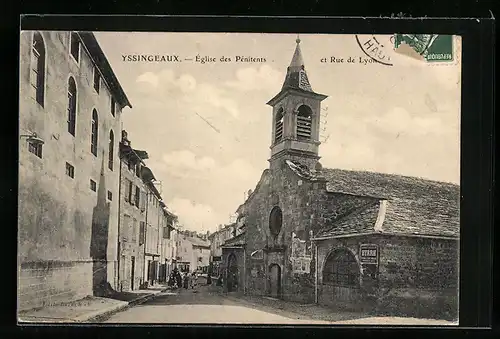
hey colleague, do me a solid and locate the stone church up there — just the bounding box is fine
[222,38,460,320]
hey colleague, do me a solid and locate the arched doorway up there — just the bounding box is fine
[268,264,281,298]
[322,249,360,303]
[227,253,239,292]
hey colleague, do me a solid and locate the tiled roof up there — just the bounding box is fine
[322,168,459,201]
[186,236,210,248]
[316,201,380,238]
[78,32,132,109]
[287,161,460,238]
[223,231,246,246]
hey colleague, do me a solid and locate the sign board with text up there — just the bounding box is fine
[359,244,379,265]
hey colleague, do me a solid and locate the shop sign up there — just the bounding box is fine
[359,244,379,265]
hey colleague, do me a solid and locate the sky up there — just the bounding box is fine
[94,32,461,233]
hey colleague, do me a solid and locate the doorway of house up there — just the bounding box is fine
[131,256,135,290]
[268,264,281,298]
[227,253,238,292]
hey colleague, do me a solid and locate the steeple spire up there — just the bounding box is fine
[281,35,313,92]
[289,35,304,71]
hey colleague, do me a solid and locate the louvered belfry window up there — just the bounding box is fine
[275,107,284,143]
[296,105,312,141]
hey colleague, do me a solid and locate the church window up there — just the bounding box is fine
[31,32,45,107]
[296,105,312,141]
[269,206,283,238]
[275,107,284,143]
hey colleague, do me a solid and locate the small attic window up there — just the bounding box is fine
[296,105,312,141]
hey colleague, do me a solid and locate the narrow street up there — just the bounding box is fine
[103,278,335,324]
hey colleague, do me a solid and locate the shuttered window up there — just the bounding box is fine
[124,179,131,202]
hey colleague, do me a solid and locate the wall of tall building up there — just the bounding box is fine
[18,31,124,310]
[118,156,147,291]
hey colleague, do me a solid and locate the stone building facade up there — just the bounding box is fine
[175,232,194,273]
[117,130,148,291]
[208,224,236,277]
[18,31,131,310]
[143,179,164,285]
[188,237,211,272]
[228,38,460,320]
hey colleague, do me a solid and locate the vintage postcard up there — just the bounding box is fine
[18,31,461,325]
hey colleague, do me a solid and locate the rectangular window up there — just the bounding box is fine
[139,221,146,245]
[28,141,42,158]
[111,97,116,117]
[65,162,74,178]
[90,179,97,192]
[124,179,131,202]
[70,32,80,62]
[93,67,100,93]
[135,164,141,177]
[107,190,113,201]
[132,218,137,242]
[128,182,135,205]
[140,191,146,211]
[163,227,171,239]
[123,215,131,241]
[135,187,140,207]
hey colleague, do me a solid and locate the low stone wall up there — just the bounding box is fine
[18,260,93,312]
[374,289,458,321]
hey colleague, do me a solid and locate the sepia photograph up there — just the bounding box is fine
[18,31,461,325]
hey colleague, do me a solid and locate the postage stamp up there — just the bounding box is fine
[394,34,454,62]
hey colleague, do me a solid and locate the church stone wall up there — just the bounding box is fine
[316,234,459,320]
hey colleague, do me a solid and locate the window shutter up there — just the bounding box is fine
[124,179,130,202]
[140,191,146,211]
[132,218,137,242]
[135,186,140,207]
[129,183,135,205]
[139,222,145,245]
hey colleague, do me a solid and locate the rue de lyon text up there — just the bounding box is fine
[321,56,377,65]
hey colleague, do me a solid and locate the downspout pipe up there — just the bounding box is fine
[314,240,318,304]
[143,190,149,286]
[116,155,123,291]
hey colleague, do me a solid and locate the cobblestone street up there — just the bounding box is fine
[102,281,336,324]
[101,278,456,325]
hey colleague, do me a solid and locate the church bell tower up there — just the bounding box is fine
[267,36,328,170]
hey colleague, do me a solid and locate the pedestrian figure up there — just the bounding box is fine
[206,271,212,285]
[191,271,198,289]
[175,269,182,289]
[183,272,190,289]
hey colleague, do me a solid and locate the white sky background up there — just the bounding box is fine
[94,32,461,233]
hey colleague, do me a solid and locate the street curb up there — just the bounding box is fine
[81,290,166,323]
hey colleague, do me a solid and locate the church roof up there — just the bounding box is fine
[223,231,246,247]
[286,161,460,238]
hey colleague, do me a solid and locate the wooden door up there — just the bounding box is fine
[269,264,281,298]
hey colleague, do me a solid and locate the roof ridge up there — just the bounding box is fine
[323,166,460,187]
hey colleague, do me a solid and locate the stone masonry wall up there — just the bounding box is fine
[316,234,459,320]
[18,31,123,310]
[118,159,146,291]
